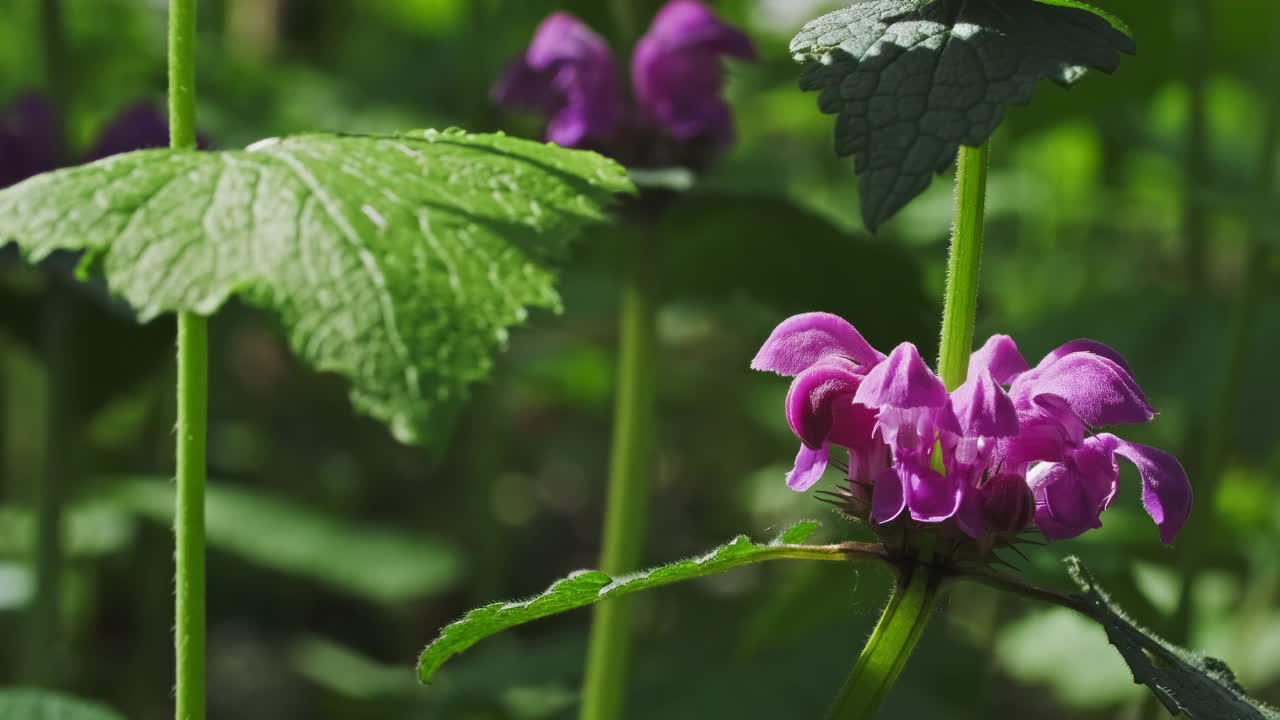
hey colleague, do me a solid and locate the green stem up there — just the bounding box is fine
[579,227,660,720]
[827,566,944,720]
[24,0,71,687]
[937,142,990,392]
[169,1,206,719]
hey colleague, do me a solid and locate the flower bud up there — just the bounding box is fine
[979,473,1034,534]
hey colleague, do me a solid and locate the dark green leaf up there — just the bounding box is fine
[792,0,1134,229]
[0,689,124,720]
[111,476,462,605]
[0,130,632,447]
[417,522,826,682]
[1068,557,1280,719]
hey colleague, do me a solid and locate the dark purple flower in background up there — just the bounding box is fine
[86,102,183,161]
[753,313,1192,545]
[0,93,63,188]
[494,0,756,168]
[632,0,756,146]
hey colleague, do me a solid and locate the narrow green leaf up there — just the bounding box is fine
[0,689,124,720]
[417,522,826,683]
[792,0,1134,229]
[111,476,461,605]
[1068,557,1280,720]
[0,129,632,447]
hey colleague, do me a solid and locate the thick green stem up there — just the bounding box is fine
[169,1,206,719]
[827,566,944,720]
[937,143,990,392]
[580,228,660,720]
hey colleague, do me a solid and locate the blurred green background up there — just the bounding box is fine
[0,0,1277,718]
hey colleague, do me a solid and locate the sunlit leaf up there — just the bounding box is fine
[0,129,632,447]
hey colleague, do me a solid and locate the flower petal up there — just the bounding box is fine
[939,370,1019,439]
[1028,436,1120,540]
[853,342,947,410]
[0,93,63,188]
[1036,338,1134,376]
[870,467,906,524]
[751,312,883,376]
[1019,352,1155,428]
[902,460,962,522]
[784,358,862,448]
[785,443,829,492]
[1110,437,1192,545]
[967,334,1030,385]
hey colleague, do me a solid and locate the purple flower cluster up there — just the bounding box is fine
[1,93,198,189]
[494,0,756,168]
[753,313,1192,544]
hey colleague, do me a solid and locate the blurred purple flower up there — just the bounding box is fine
[494,0,756,165]
[86,103,181,161]
[0,93,63,188]
[753,313,1192,545]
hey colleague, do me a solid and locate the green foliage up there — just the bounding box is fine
[791,0,1134,229]
[0,130,631,447]
[0,502,134,561]
[1068,558,1280,719]
[0,689,124,720]
[417,522,822,683]
[111,477,461,605]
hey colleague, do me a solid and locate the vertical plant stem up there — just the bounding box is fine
[937,142,991,392]
[24,0,71,687]
[827,566,943,720]
[169,1,206,719]
[580,226,660,720]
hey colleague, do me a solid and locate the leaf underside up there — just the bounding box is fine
[416,522,822,683]
[0,129,631,447]
[0,689,125,720]
[1068,558,1280,720]
[792,0,1135,229]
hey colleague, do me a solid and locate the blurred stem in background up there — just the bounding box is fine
[169,0,208,718]
[1179,0,1211,291]
[829,141,990,719]
[580,221,660,720]
[224,0,281,58]
[23,0,71,688]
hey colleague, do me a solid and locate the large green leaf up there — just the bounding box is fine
[1067,558,1280,719]
[417,522,876,683]
[792,0,1134,229]
[111,476,461,605]
[0,689,124,720]
[0,129,631,446]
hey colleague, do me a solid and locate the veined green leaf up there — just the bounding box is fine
[1068,558,1280,720]
[111,476,461,605]
[0,689,124,720]
[417,522,873,683]
[0,129,632,447]
[792,0,1134,229]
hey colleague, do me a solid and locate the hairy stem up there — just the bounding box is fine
[169,1,206,718]
[580,227,660,720]
[937,142,991,391]
[827,565,943,720]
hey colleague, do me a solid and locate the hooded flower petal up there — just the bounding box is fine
[786,443,829,492]
[939,370,1019,439]
[494,13,624,147]
[1028,435,1120,540]
[967,334,1030,385]
[0,93,62,188]
[853,342,947,410]
[901,459,962,522]
[1034,338,1135,376]
[632,0,756,145]
[784,357,863,448]
[1016,351,1155,428]
[1109,436,1192,545]
[751,312,884,376]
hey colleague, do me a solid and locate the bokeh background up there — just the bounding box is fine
[1,0,1277,718]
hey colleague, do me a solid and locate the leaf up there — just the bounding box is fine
[0,129,632,447]
[792,0,1134,229]
[1067,557,1280,720]
[417,522,825,682]
[0,689,124,720]
[0,502,135,561]
[111,476,462,605]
